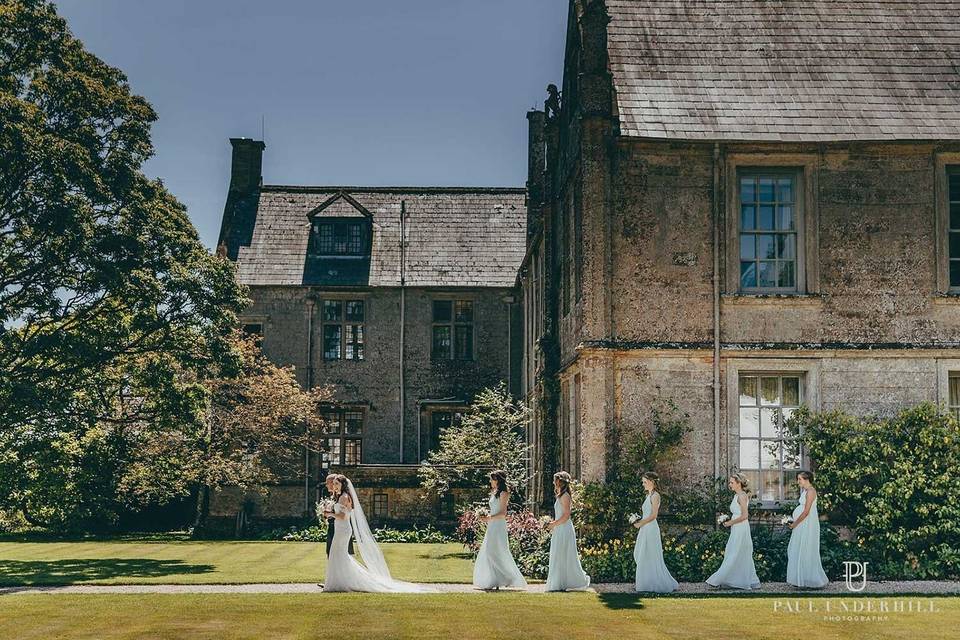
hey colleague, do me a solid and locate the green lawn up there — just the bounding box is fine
[1,593,957,640]
[0,541,473,585]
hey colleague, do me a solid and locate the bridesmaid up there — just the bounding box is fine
[545,471,591,591]
[632,472,678,593]
[472,470,527,590]
[786,470,829,588]
[706,473,760,590]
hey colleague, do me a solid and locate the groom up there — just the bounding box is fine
[323,474,354,556]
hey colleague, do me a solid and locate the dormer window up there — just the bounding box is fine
[314,221,365,256]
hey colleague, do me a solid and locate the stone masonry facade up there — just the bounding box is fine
[211,139,525,528]
[520,1,960,508]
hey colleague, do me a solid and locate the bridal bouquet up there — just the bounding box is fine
[539,515,553,526]
[627,513,641,524]
[318,499,336,514]
[779,515,794,526]
[716,514,730,525]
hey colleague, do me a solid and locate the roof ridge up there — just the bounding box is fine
[261,185,527,195]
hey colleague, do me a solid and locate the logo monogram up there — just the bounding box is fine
[842,561,869,592]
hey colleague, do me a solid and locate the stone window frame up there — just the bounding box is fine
[725,358,820,509]
[935,359,960,419]
[372,493,389,519]
[319,405,365,467]
[320,297,366,361]
[724,153,820,296]
[420,404,467,460]
[935,153,960,293]
[239,315,268,345]
[430,297,476,361]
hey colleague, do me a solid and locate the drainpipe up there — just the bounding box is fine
[712,143,722,479]
[399,201,406,463]
[305,297,315,514]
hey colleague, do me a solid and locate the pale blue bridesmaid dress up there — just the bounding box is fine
[545,496,590,591]
[472,494,527,589]
[632,492,678,593]
[786,489,829,588]
[706,494,761,589]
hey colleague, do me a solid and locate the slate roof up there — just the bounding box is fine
[605,0,960,141]
[234,186,527,288]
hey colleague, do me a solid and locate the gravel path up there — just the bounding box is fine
[3,581,959,596]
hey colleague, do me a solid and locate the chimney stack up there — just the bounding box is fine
[526,110,546,240]
[228,138,265,195]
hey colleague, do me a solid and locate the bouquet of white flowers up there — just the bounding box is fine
[779,515,794,526]
[539,515,553,526]
[627,513,641,524]
[317,499,335,514]
[717,514,730,525]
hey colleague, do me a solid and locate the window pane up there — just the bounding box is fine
[782,378,800,405]
[950,173,960,201]
[758,234,776,259]
[317,224,334,254]
[778,261,795,288]
[951,232,960,260]
[347,223,363,254]
[344,411,363,435]
[777,205,794,231]
[758,261,776,288]
[740,261,757,288]
[740,235,756,260]
[739,376,758,406]
[344,439,362,465]
[739,408,760,437]
[432,326,451,359]
[951,260,960,288]
[758,177,775,202]
[776,177,793,202]
[760,408,778,437]
[740,176,756,202]
[739,439,760,470]
[758,205,775,230]
[323,300,342,322]
[760,439,779,468]
[454,325,473,359]
[760,377,780,405]
[759,470,779,501]
[777,235,795,260]
[950,376,960,408]
[455,300,473,323]
[782,439,802,469]
[321,412,341,434]
[950,202,960,230]
[433,300,452,322]
[345,324,363,360]
[741,205,756,230]
[325,438,342,462]
[345,300,364,322]
[323,325,341,360]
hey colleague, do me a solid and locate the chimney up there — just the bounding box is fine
[526,110,546,240]
[228,138,265,195]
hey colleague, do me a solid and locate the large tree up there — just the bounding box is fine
[0,1,249,529]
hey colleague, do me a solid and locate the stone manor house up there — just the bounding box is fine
[214,0,960,526]
[519,0,960,507]
[212,138,526,526]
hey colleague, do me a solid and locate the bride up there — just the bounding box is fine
[323,474,432,592]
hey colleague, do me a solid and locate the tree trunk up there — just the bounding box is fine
[193,484,210,532]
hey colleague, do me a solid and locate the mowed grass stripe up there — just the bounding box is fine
[1,593,957,640]
[0,542,473,585]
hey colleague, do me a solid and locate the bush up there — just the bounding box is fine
[373,524,452,544]
[787,403,960,579]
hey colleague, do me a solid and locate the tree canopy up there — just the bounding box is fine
[0,1,258,530]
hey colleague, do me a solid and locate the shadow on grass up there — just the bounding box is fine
[418,551,473,560]
[0,558,216,586]
[597,592,646,610]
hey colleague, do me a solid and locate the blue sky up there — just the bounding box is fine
[55,1,568,248]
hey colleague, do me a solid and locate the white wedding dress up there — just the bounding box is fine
[706,494,761,590]
[786,490,829,588]
[472,494,527,590]
[633,492,678,593]
[323,480,432,593]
